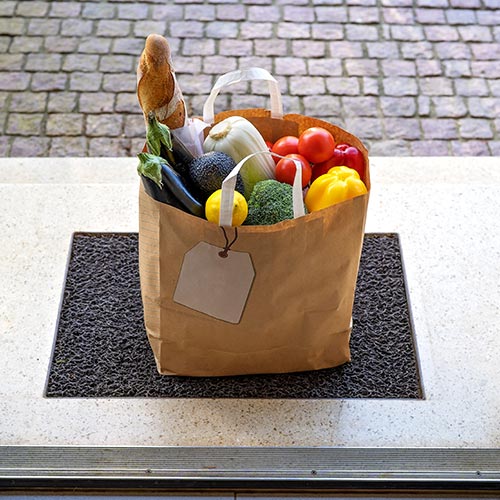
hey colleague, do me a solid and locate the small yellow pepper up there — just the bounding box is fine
[305,166,367,212]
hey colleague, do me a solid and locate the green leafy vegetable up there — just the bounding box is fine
[137,152,163,187]
[146,112,172,157]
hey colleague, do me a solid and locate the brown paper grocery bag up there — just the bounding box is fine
[138,69,370,376]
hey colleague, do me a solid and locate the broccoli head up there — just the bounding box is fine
[245,179,305,226]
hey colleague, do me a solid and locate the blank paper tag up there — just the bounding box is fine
[173,241,255,324]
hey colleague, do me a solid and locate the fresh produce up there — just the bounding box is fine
[312,143,365,182]
[203,116,275,198]
[205,189,248,227]
[188,151,245,201]
[137,152,204,217]
[275,154,311,188]
[245,180,305,226]
[305,166,367,213]
[271,135,299,164]
[298,127,335,164]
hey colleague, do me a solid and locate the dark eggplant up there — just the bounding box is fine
[141,175,186,212]
[160,162,205,218]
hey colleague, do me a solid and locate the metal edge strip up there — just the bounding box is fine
[0,447,499,492]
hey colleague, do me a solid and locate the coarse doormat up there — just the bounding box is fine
[45,232,423,399]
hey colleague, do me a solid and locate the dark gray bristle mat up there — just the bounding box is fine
[45,233,422,399]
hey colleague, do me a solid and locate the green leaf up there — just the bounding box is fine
[137,152,163,187]
[146,112,172,157]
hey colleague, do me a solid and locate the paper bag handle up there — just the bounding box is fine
[203,68,284,125]
[219,152,305,227]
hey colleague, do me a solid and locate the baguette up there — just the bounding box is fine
[137,34,186,129]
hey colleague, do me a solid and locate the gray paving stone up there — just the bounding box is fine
[419,77,454,96]
[292,40,326,58]
[82,3,115,19]
[303,95,341,117]
[458,118,494,139]
[27,18,60,36]
[240,22,274,40]
[48,92,77,113]
[25,53,62,72]
[216,4,246,21]
[44,36,79,53]
[0,136,11,156]
[432,96,468,117]
[63,54,99,72]
[1,0,499,158]
[117,3,149,20]
[443,60,471,77]
[79,38,113,54]
[330,41,364,58]
[383,7,415,24]
[311,23,344,41]
[9,36,44,53]
[381,59,416,76]
[341,96,379,117]
[415,8,445,24]
[31,72,67,91]
[315,6,348,23]
[102,74,136,93]
[205,22,239,39]
[368,140,411,155]
[49,137,88,156]
[380,96,416,116]
[11,136,50,156]
[455,78,490,96]
[0,1,16,17]
[385,118,421,139]
[326,77,361,96]
[46,113,84,136]
[70,72,102,92]
[458,25,493,42]
[6,113,44,136]
[88,138,131,157]
[451,140,490,156]
[49,2,82,18]
[471,61,500,78]
[10,92,47,112]
[86,114,123,137]
[383,77,418,96]
[96,20,132,37]
[307,58,342,76]
[99,55,134,73]
[16,1,50,17]
[411,140,450,155]
[416,59,442,76]
[80,92,115,113]
[346,59,379,76]
[422,119,458,139]
[124,114,146,138]
[0,54,24,71]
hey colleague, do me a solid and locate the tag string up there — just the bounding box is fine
[219,227,238,258]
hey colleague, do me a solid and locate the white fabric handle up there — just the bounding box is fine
[219,151,305,227]
[203,68,284,125]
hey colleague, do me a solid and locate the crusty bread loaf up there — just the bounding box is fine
[137,34,186,129]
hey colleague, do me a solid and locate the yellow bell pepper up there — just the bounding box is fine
[305,166,367,212]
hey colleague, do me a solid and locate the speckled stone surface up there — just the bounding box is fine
[45,232,421,399]
[0,157,499,448]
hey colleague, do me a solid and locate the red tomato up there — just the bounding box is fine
[271,135,299,164]
[275,154,312,188]
[298,127,335,164]
[265,140,273,151]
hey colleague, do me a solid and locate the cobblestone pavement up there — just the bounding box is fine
[0,0,499,157]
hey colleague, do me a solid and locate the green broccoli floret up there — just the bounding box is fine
[245,179,304,226]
